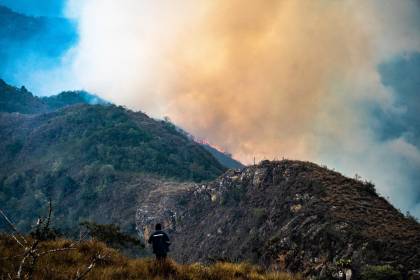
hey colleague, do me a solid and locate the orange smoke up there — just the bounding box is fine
[159,0,373,163]
[71,0,419,166]
[70,0,420,214]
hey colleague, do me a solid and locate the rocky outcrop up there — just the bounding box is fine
[135,182,191,240]
[135,160,420,278]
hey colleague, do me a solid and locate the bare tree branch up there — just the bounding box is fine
[38,247,77,256]
[2,200,103,279]
[0,253,27,260]
[18,239,41,280]
[17,253,29,279]
[0,208,28,245]
[74,262,96,280]
[43,199,52,234]
[10,234,26,249]
[73,254,108,280]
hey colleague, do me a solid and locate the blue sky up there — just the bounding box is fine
[375,53,420,206]
[0,0,66,17]
[377,53,420,147]
[0,0,77,95]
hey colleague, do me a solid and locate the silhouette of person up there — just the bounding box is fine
[148,223,170,261]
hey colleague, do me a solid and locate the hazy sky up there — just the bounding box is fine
[1,0,420,217]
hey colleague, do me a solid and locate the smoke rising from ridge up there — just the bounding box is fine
[66,0,420,216]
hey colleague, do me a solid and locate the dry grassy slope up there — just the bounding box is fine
[136,160,420,277]
[0,234,300,280]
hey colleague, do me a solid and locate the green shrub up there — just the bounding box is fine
[361,265,402,280]
[80,221,143,250]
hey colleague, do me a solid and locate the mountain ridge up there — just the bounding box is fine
[0,79,108,114]
[0,78,243,170]
[136,160,420,278]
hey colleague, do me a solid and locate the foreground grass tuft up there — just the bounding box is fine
[0,234,301,279]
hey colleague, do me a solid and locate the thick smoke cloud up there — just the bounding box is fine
[66,0,420,216]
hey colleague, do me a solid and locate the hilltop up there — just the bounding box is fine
[136,160,420,278]
[0,79,108,114]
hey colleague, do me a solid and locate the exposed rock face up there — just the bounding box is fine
[135,160,420,278]
[135,182,191,240]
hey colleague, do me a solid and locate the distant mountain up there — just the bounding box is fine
[0,5,77,84]
[0,79,108,114]
[0,4,77,55]
[0,0,66,17]
[169,124,244,169]
[201,143,244,169]
[0,79,48,113]
[42,90,109,109]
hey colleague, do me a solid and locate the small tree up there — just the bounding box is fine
[80,221,143,250]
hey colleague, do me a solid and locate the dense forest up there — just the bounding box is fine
[0,80,226,234]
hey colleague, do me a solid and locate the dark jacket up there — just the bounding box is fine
[148,230,170,255]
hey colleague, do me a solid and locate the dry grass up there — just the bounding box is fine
[0,234,302,280]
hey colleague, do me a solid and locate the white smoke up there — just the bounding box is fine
[62,0,420,217]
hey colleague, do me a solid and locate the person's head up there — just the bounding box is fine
[155,223,162,230]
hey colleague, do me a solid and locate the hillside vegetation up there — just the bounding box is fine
[0,234,301,280]
[0,80,226,234]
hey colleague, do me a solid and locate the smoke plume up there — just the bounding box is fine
[65,0,420,216]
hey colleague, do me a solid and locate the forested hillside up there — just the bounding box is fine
[0,80,226,234]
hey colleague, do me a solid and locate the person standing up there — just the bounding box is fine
[148,223,170,261]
